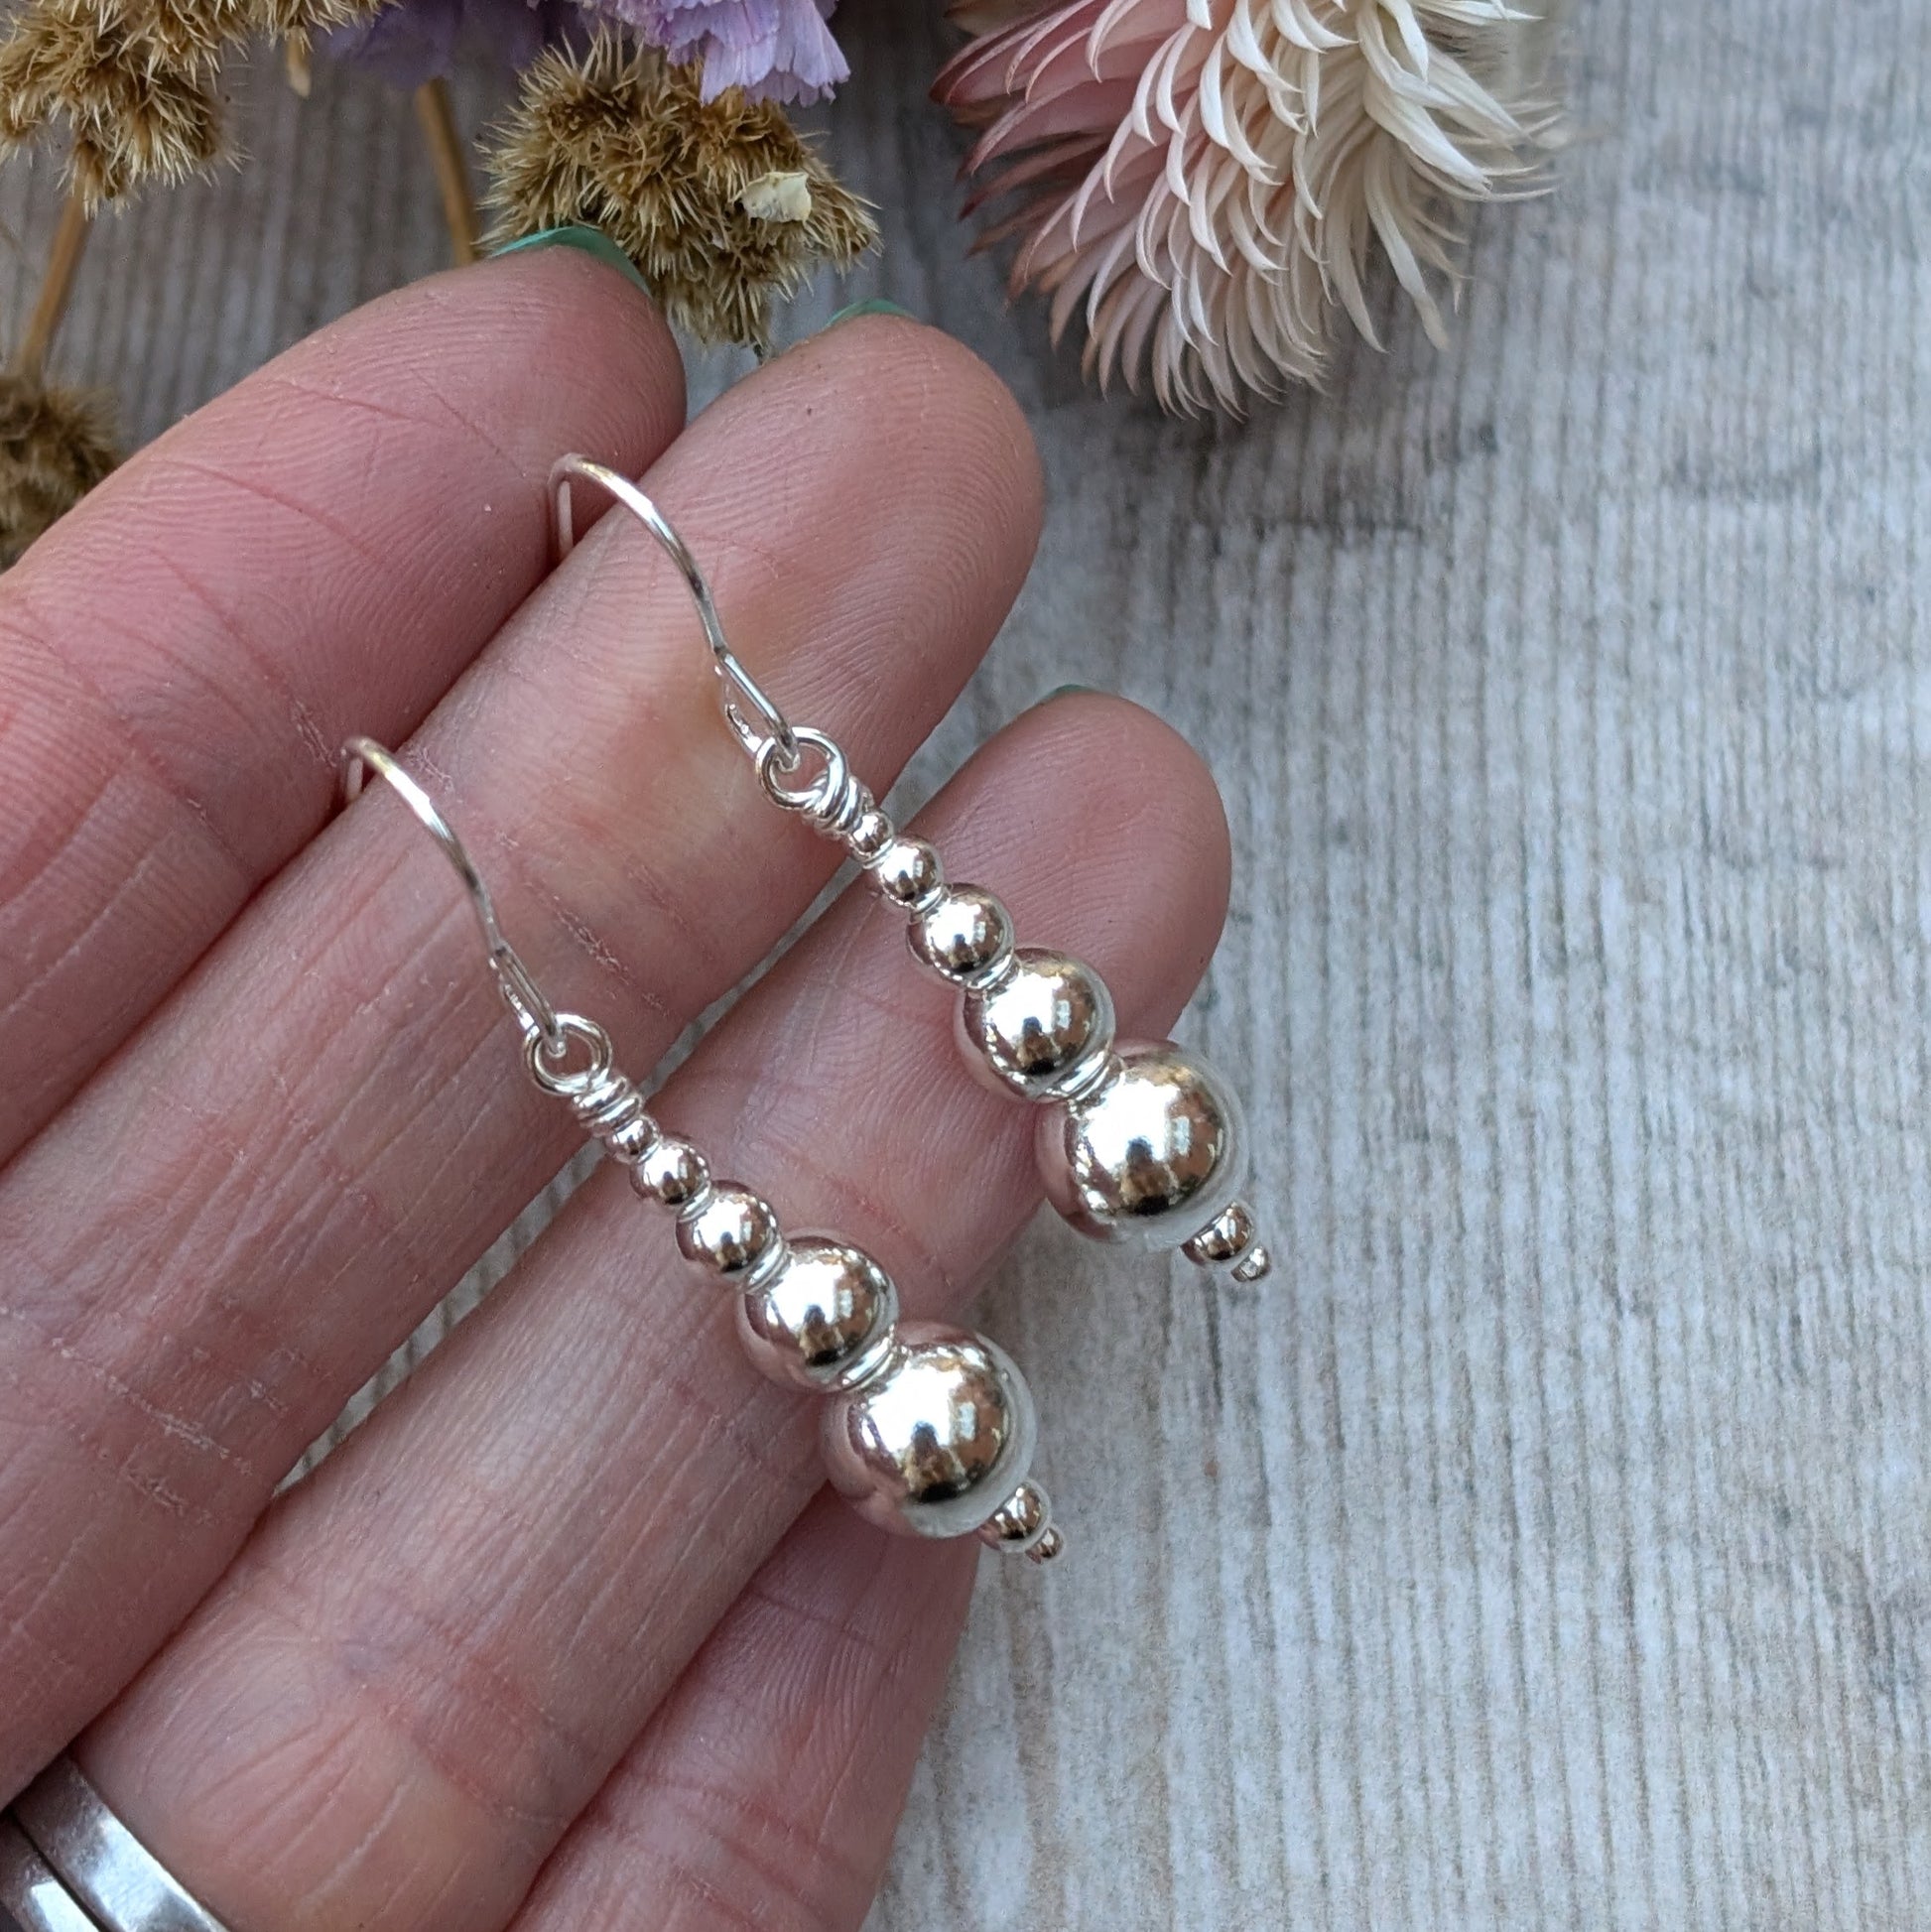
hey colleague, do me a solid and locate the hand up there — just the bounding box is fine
[0,248,1228,1931]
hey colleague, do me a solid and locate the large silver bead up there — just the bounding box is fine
[1035,1041,1246,1248]
[736,1237,899,1391]
[820,1322,1037,1539]
[958,947,1115,1100]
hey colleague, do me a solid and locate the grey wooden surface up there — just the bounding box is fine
[8,0,1931,1924]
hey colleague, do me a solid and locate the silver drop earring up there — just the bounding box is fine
[551,454,1273,1286]
[337,738,1063,1562]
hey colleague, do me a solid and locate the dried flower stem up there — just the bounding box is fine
[414,77,476,265]
[14,186,88,376]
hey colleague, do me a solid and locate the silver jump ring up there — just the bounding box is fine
[754,726,845,814]
[522,1012,613,1096]
[548,454,800,769]
[339,738,568,1056]
[11,1756,232,1932]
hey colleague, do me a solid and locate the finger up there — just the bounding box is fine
[517,1495,974,1932]
[0,244,684,1160]
[0,316,1042,1794]
[76,694,1229,1932]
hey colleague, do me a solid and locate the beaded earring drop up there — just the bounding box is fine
[551,455,1273,1287]
[338,738,1062,1562]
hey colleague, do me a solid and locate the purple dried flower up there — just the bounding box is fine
[325,0,574,87]
[594,0,847,104]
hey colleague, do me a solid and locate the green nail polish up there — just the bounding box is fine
[491,224,654,298]
[823,297,916,328]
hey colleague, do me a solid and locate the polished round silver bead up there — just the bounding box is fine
[908,885,1014,986]
[846,807,895,862]
[820,1321,1037,1539]
[677,1181,781,1279]
[631,1134,709,1209]
[958,947,1115,1100]
[1035,1041,1247,1248]
[737,1236,899,1390]
[1231,1242,1273,1284]
[869,836,944,909]
[602,1115,658,1166]
[1182,1199,1258,1267]
[976,1478,1057,1558]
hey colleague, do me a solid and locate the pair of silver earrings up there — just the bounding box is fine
[341,455,1271,1568]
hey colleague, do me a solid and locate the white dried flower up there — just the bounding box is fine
[935,0,1566,411]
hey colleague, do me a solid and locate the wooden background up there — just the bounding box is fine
[7,0,1930,1923]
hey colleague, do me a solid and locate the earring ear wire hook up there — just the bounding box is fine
[338,736,568,1056]
[549,453,800,769]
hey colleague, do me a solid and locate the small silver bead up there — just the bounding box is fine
[908,885,1014,986]
[977,1479,1057,1558]
[1036,1041,1247,1249]
[631,1135,709,1210]
[820,1322,1037,1539]
[602,1115,658,1166]
[1230,1243,1272,1284]
[959,948,1115,1100]
[1028,1526,1066,1564]
[869,837,944,909]
[825,781,875,840]
[846,808,895,862]
[1182,1200,1258,1267]
[737,1237,899,1390]
[677,1182,782,1279]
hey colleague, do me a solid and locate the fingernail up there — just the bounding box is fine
[491,224,654,298]
[1042,683,1101,704]
[823,296,916,328]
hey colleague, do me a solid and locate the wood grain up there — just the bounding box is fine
[7,0,1929,1923]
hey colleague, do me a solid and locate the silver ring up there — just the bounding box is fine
[754,725,846,814]
[12,1758,231,1932]
[0,1816,97,1932]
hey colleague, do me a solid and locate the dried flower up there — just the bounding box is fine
[0,368,118,561]
[483,32,875,346]
[935,0,1563,410]
[0,0,222,201]
[0,0,382,202]
[597,0,847,105]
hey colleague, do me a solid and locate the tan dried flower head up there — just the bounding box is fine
[483,31,876,350]
[0,0,382,204]
[936,0,1565,411]
[0,366,118,560]
[0,0,220,202]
